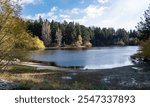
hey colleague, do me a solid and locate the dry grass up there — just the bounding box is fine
[0,65,63,89]
[0,65,106,90]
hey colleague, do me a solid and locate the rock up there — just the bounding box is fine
[61,76,72,80]
[0,79,18,90]
[0,59,20,65]
[12,58,20,63]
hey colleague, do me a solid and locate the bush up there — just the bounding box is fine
[30,37,45,50]
[14,33,45,50]
[140,38,150,59]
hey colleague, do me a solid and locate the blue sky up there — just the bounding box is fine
[19,0,149,30]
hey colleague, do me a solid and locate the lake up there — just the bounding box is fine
[31,46,139,69]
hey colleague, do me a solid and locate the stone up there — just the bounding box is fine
[0,79,17,90]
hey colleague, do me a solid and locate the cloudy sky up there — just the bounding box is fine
[20,0,150,30]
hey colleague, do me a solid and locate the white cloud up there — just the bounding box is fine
[82,0,150,30]
[23,4,106,21]
[51,6,58,12]
[12,0,42,5]
[60,14,70,19]
[97,0,109,4]
[22,6,58,21]
[99,0,150,30]
[84,5,106,18]
[23,12,58,21]
[22,0,150,30]
[70,8,80,14]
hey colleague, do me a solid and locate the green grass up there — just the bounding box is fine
[12,65,36,71]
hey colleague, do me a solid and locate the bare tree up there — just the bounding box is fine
[42,20,51,47]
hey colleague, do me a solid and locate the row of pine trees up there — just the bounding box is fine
[27,18,140,47]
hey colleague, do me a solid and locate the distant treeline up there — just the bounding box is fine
[26,17,140,47]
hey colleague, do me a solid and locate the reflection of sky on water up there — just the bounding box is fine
[31,46,139,69]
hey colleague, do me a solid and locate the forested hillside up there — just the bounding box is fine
[26,18,140,48]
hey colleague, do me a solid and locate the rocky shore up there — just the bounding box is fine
[94,65,150,89]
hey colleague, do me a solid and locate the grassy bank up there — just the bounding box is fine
[1,64,150,90]
[0,65,106,90]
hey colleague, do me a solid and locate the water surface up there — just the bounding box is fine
[31,46,139,69]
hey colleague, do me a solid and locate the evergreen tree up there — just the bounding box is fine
[116,28,129,45]
[136,4,150,40]
[64,22,76,45]
[80,25,91,43]
[26,19,139,47]
[136,4,150,61]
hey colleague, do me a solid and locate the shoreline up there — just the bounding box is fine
[1,61,150,90]
[20,61,150,89]
[45,46,91,50]
[19,60,148,72]
[20,60,133,71]
[45,45,138,50]
[27,59,141,71]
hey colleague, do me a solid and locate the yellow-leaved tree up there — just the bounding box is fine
[0,0,45,70]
